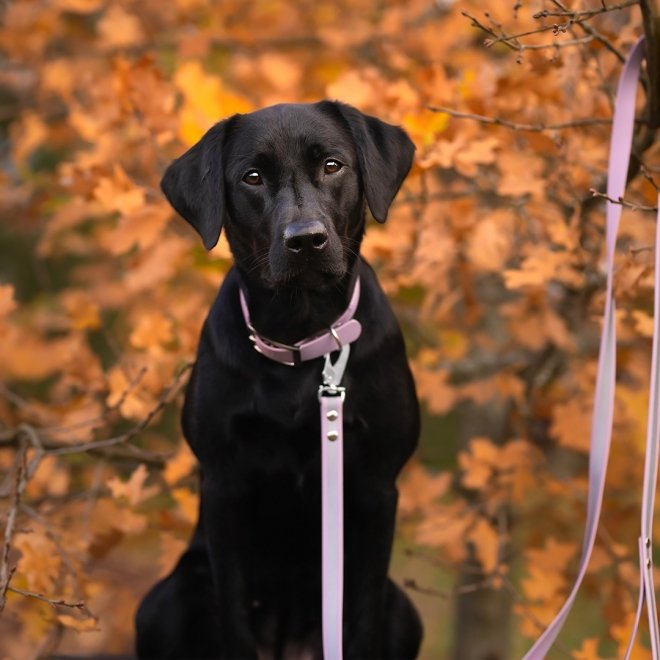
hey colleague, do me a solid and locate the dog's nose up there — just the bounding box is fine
[284,221,328,254]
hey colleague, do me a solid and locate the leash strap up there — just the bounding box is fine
[320,391,345,660]
[627,103,660,658]
[524,36,657,659]
[319,345,350,660]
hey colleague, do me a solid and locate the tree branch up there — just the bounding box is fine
[589,187,659,211]
[426,106,612,132]
[6,586,86,610]
[0,442,27,612]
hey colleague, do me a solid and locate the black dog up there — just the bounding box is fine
[135,101,422,659]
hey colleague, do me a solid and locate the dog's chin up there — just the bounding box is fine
[268,266,346,291]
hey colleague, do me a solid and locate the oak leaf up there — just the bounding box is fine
[93,165,145,216]
[459,437,499,491]
[100,203,171,256]
[171,487,199,525]
[158,532,188,578]
[14,532,62,594]
[466,210,514,272]
[97,6,144,49]
[10,111,47,165]
[129,312,174,353]
[163,441,197,486]
[107,464,159,507]
[398,462,451,515]
[571,637,602,660]
[174,61,252,145]
[468,516,501,574]
[550,398,592,453]
[497,151,546,198]
[0,283,17,320]
[56,615,99,633]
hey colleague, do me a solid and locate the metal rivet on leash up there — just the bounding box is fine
[327,431,339,442]
[326,410,339,421]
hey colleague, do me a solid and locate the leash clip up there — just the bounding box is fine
[319,344,350,401]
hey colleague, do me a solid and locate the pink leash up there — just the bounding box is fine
[240,281,361,660]
[525,36,660,659]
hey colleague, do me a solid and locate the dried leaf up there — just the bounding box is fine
[56,615,99,633]
[107,464,159,506]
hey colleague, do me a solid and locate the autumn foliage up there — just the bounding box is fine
[1,0,660,658]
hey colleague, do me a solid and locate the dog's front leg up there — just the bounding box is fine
[201,475,259,660]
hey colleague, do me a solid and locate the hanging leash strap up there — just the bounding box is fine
[239,280,360,660]
[319,345,350,660]
[525,36,660,659]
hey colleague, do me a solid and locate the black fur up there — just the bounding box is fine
[135,101,422,659]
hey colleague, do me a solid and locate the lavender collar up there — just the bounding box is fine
[239,278,362,366]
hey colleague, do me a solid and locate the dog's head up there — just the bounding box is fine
[161,101,414,290]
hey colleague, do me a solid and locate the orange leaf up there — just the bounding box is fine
[100,203,171,256]
[497,152,545,198]
[572,637,602,660]
[107,464,159,506]
[97,5,144,49]
[61,290,102,330]
[550,398,592,453]
[412,366,457,415]
[11,111,47,165]
[172,487,199,526]
[399,462,451,515]
[459,437,499,491]
[158,532,187,578]
[0,283,17,319]
[56,615,99,633]
[93,165,145,216]
[174,61,252,145]
[468,517,501,574]
[129,311,174,353]
[466,210,514,272]
[14,532,62,594]
[163,441,197,486]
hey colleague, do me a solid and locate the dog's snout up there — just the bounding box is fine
[284,221,329,254]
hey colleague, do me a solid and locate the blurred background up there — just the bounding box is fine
[1,0,659,657]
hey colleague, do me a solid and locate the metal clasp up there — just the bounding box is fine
[318,344,350,400]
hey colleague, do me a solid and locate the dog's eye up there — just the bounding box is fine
[243,170,262,186]
[323,159,343,175]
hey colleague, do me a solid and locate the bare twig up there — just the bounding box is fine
[47,361,192,457]
[464,0,635,60]
[589,187,659,211]
[37,366,149,439]
[403,576,494,598]
[0,441,28,612]
[0,363,192,463]
[549,0,628,62]
[6,586,86,610]
[533,0,638,20]
[427,106,612,132]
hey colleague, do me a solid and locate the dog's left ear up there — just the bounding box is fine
[320,101,415,223]
[161,118,234,250]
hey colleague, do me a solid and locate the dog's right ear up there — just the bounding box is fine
[161,118,233,250]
